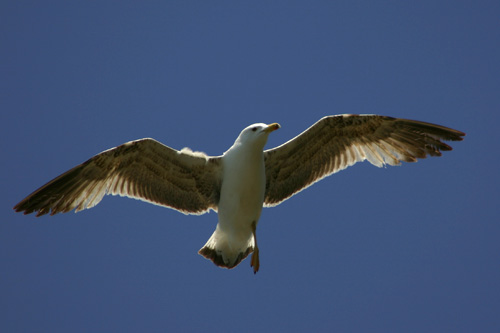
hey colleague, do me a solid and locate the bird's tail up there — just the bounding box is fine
[198,226,254,269]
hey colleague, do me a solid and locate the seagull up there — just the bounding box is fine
[14,114,465,273]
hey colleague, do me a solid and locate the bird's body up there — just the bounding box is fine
[14,115,465,273]
[199,123,279,270]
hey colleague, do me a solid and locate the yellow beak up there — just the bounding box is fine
[264,123,281,133]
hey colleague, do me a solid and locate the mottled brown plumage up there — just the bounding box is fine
[14,139,222,217]
[263,115,464,206]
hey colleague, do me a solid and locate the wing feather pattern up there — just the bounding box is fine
[263,114,465,206]
[14,138,222,216]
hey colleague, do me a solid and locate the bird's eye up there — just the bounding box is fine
[252,127,258,132]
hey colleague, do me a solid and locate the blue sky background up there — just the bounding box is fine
[2,1,499,332]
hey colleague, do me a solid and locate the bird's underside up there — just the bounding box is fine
[198,221,259,272]
[14,114,465,273]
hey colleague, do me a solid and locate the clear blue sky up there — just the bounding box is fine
[2,1,499,332]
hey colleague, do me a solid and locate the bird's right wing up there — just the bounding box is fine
[14,138,222,216]
[263,114,465,207]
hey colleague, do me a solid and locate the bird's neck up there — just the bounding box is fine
[225,139,265,157]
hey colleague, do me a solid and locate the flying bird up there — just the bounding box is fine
[14,115,465,273]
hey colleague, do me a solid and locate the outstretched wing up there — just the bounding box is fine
[263,114,465,206]
[14,138,222,216]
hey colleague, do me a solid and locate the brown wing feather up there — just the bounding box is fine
[263,114,465,206]
[14,138,222,216]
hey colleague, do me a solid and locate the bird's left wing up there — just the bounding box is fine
[263,114,465,207]
[14,138,222,216]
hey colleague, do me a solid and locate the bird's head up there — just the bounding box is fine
[231,123,281,151]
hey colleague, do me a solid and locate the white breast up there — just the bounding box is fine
[217,145,266,242]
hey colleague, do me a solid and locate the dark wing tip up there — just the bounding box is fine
[13,200,50,217]
[13,201,29,214]
[447,129,466,141]
[393,118,465,158]
[400,118,466,141]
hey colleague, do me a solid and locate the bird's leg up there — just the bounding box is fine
[250,221,260,274]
